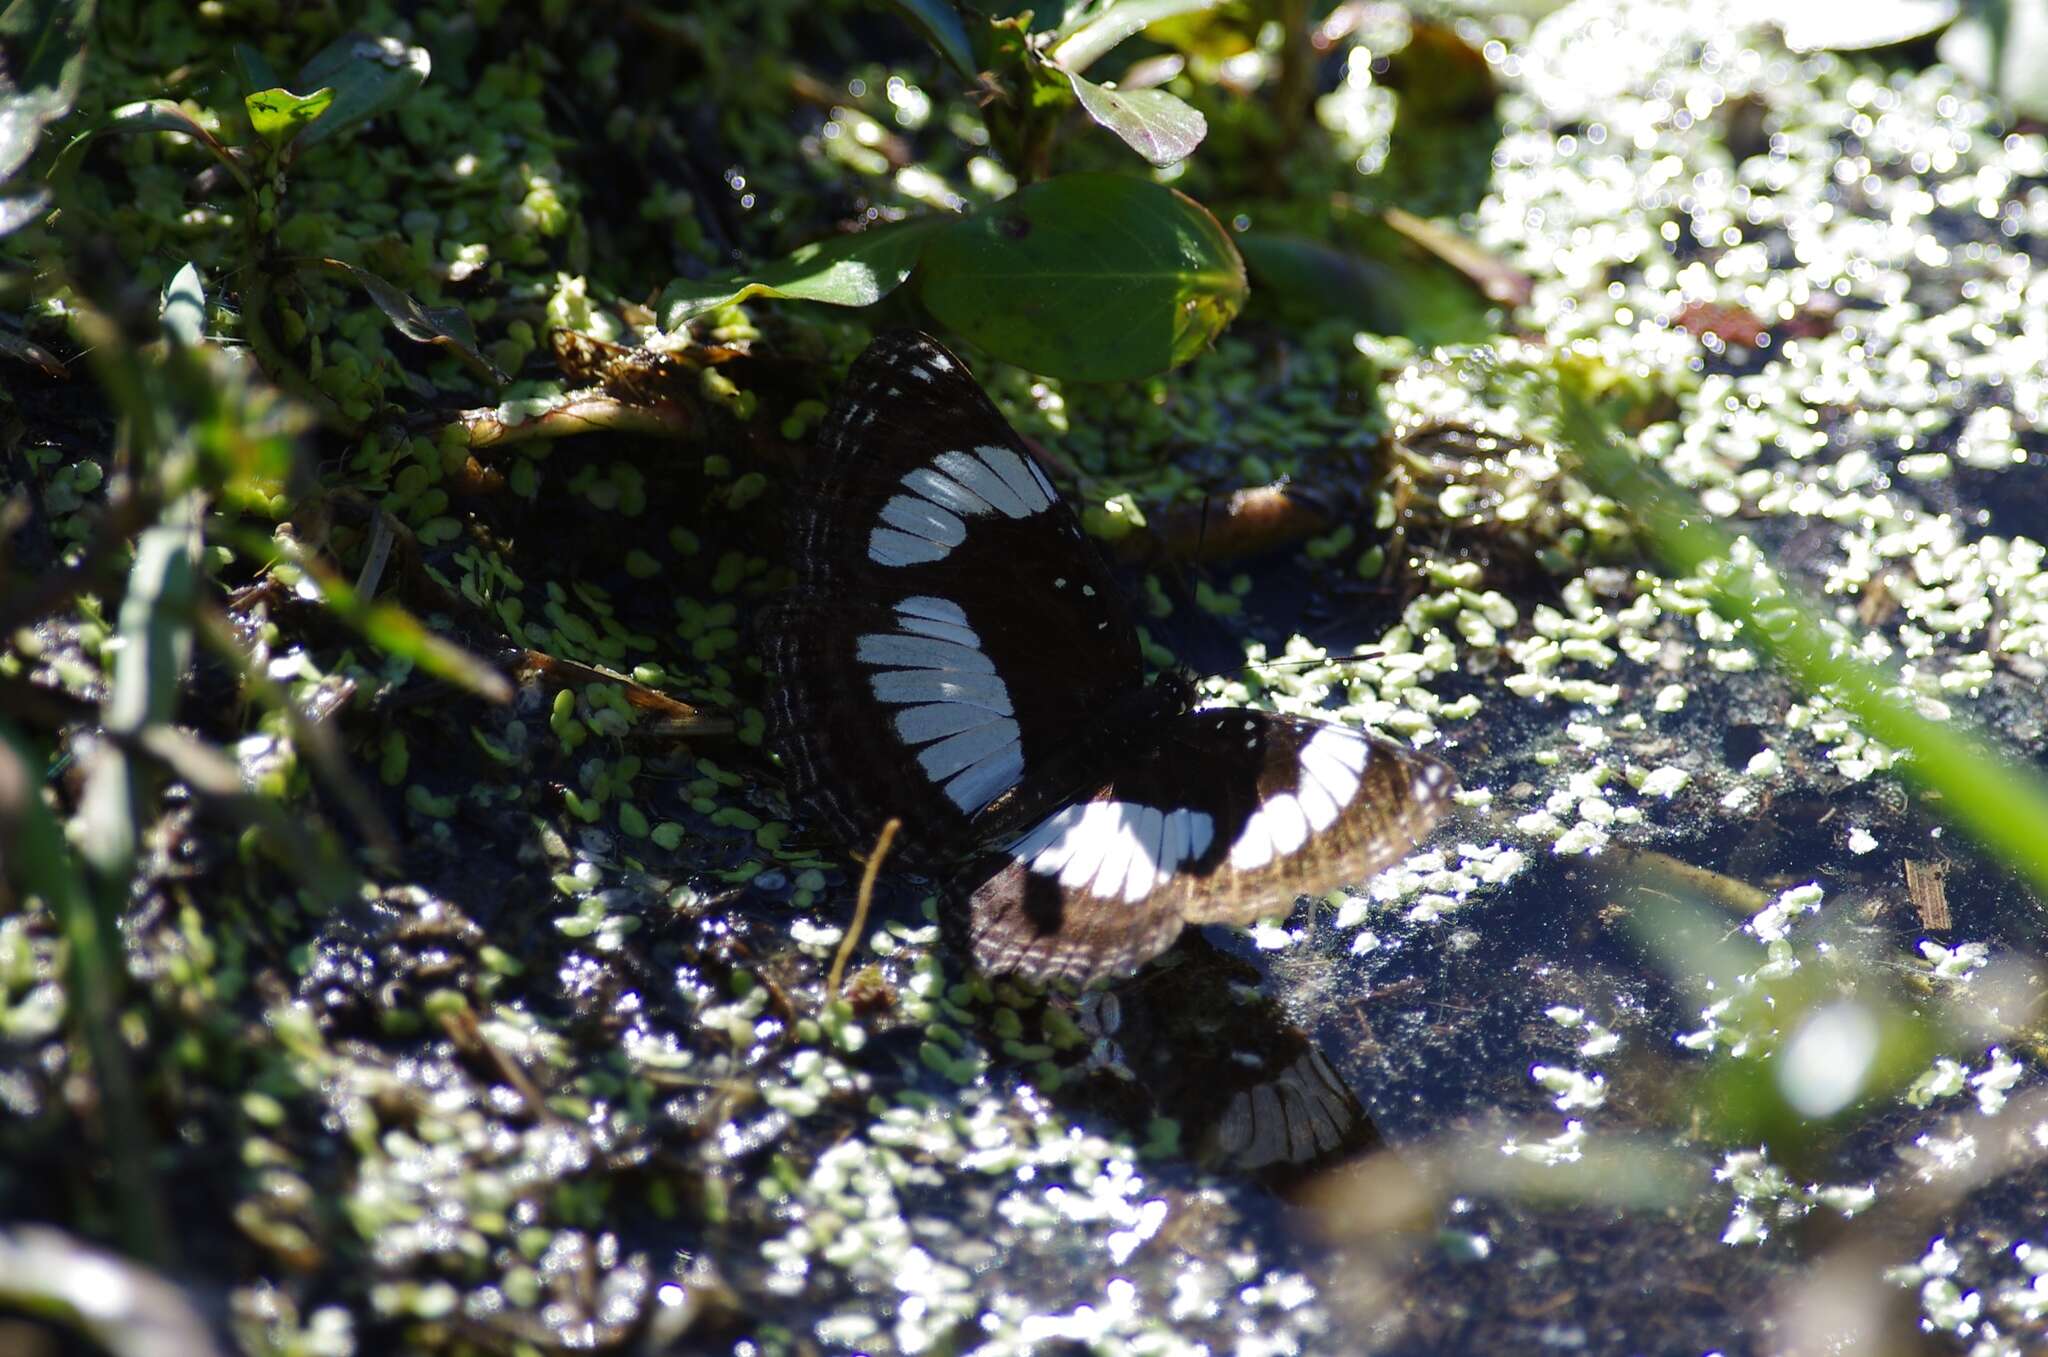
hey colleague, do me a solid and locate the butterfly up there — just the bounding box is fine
[761,331,1455,986]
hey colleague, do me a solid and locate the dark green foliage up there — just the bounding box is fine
[916,173,1245,380]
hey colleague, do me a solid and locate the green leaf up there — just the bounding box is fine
[1780,0,1958,52]
[1138,6,1257,62]
[917,172,1245,381]
[0,719,166,1260]
[359,602,514,702]
[290,32,429,150]
[0,187,46,236]
[657,176,1246,375]
[244,85,334,150]
[80,512,199,884]
[159,262,205,347]
[885,0,976,78]
[181,332,311,510]
[304,258,506,384]
[1050,0,1219,73]
[102,517,199,738]
[217,522,512,704]
[232,42,280,94]
[1939,3,2048,120]
[658,217,945,328]
[1062,68,1206,167]
[50,100,247,193]
[0,0,94,181]
[1550,376,2048,907]
[1237,225,1495,347]
[0,724,82,924]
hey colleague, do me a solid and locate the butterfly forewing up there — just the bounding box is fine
[766,332,1144,865]
[958,711,1454,985]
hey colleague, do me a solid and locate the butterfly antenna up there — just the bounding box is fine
[1223,648,1388,690]
[1143,489,1238,683]
[828,817,901,1000]
[1152,491,1212,616]
[1244,649,1386,674]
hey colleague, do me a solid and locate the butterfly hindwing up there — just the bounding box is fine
[957,711,1455,985]
[766,332,1145,864]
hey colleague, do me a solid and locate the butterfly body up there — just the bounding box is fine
[764,331,1455,986]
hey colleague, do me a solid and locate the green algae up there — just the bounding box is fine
[7,0,2048,1354]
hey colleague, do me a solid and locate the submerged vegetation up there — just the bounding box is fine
[6,0,2048,1352]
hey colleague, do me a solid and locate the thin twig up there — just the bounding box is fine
[436,1009,552,1123]
[516,649,733,737]
[1601,845,1772,918]
[1117,480,1350,565]
[446,395,694,450]
[354,509,396,599]
[828,817,901,999]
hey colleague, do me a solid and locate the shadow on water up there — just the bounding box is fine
[982,838,1792,1352]
[620,730,2048,1355]
[985,521,2048,1353]
[1055,933,1384,1190]
[1162,808,2048,1357]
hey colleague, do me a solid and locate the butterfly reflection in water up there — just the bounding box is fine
[762,331,1456,986]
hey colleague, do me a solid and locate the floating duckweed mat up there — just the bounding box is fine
[5,1,2048,1354]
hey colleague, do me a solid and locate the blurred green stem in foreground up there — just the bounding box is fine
[0,723,167,1263]
[1550,372,2048,909]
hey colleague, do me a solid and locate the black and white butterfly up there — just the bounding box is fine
[762,331,1455,986]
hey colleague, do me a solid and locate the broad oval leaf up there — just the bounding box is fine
[0,0,91,179]
[159,262,206,347]
[1939,5,2048,119]
[1778,0,1957,53]
[233,42,281,94]
[291,33,429,150]
[658,217,944,329]
[1237,227,1494,348]
[51,100,246,191]
[916,172,1245,381]
[0,188,49,237]
[1063,69,1206,167]
[1051,0,1220,73]
[245,86,334,150]
[885,0,976,78]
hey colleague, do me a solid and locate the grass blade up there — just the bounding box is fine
[1552,381,2048,906]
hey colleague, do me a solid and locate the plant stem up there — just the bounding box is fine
[1553,383,2048,908]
